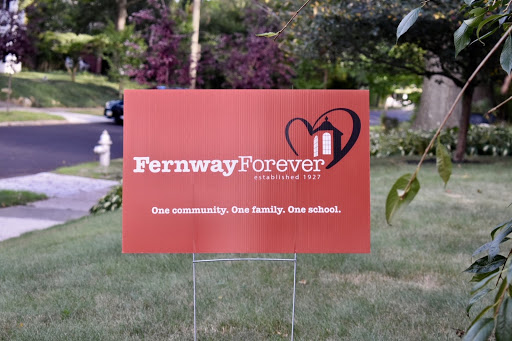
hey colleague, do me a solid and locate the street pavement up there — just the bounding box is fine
[0,107,119,242]
[0,122,123,178]
[369,109,412,126]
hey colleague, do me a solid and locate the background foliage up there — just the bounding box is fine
[371,125,512,158]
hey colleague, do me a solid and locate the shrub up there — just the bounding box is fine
[370,125,512,158]
[90,183,122,214]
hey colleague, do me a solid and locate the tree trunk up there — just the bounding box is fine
[95,56,102,74]
[6,73,11,113]
[71,66,77,82]
[119,77,124,99]
[116,0,127,31]
[454,88,474,162]
[414,56,462,130]
[189,0,201,89]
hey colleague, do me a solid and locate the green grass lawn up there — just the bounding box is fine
[1,158,511,340]
[54,159,123,181]
[0,110,65,123]
[0,190,47,208]
[0,71,143,108]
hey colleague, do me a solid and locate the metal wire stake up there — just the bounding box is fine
[193,253,197,341]
[291,253,297,341]
[192,254,297,341]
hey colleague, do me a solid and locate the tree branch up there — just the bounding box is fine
[486,95,512,115]
[400,24,512,197]
[495,248,512,288]
[273,0,312,41]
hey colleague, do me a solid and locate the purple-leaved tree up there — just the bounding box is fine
[0,5,31,111]
[199,4,294,89]
[128,0,189,87]
[218,34,294,89]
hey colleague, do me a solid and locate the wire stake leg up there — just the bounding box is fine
[291,253,297,341]
[193,253,197,341]
[192,254,298,340]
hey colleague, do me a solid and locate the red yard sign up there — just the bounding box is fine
[122,90,370,253]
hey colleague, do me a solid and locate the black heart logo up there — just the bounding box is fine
[285,108,361,169]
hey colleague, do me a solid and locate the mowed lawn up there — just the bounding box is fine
[0,158,511,340]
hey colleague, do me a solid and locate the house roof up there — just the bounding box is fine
[313,117,342,135]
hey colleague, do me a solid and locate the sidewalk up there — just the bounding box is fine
[0,172,118,241]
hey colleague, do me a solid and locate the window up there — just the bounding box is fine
[313,136,318,157]
[322,133,331,155]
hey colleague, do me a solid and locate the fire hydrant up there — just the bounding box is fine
[93,130,112,167]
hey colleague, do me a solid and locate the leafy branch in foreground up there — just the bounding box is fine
[387,13,512,224]
[256,0,312,41]
[463,219,512,341]
[394,2,512,339]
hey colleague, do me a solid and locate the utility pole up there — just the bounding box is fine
[189,0,201,89]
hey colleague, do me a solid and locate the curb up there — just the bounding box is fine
[0,120,71,127]
[0,104,112,126]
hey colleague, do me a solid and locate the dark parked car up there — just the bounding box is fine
[104,86,172,124]
[104,99,124,125]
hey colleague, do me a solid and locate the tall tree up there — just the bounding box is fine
[116,0,127,31]
[0,4,31,63]
[128,0,189,87]
[39,32,95,82]
[279,0,501,161]
[100,22,144,97]
[198,3,294,89]
[189,0,200,88]
[0,4,31,111]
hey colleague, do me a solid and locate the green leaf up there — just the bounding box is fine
[397,7,422,42]
[255,32,278,38]
[488,224,512,261]
[468,304,495,329]
[455,22,474,56]
[471,27,499,47]
[463,318,494,341]
[491,219,512,239]
[475,222,512,260]
[473,240,493,258]
[464,12,486,29]
[471,269,499,283]
[500,34,512,75]
[385,173,420,224]
[464,255,507,274]
[477,14,507,41]
[496,296,512,341]
[436,138,452,188]
[467,288,492,315]
[464,0,477,5]
[468,8,487,17]
[471,271,500,295]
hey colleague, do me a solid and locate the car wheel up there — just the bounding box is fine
[112,107,123,125]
